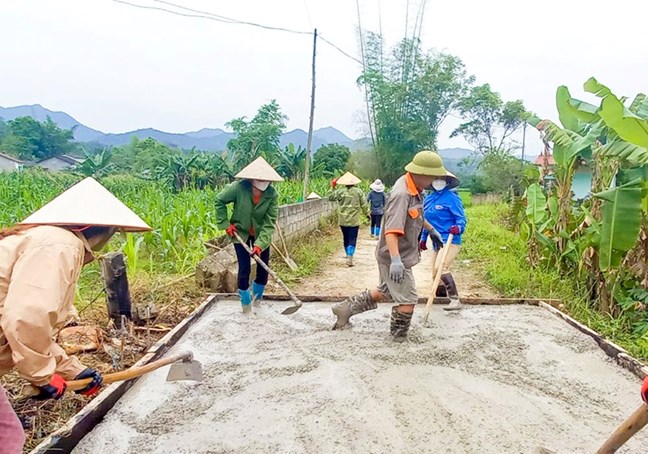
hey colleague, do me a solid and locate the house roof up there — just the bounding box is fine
[534,154,555,166]
[38,154,84,165]
[0,152,25,164]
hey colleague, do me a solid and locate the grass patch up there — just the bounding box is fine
[463,203,647,362]
[272,217,340,285]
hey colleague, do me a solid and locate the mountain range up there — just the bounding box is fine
[0,104,481,162]
[0,104,365,153]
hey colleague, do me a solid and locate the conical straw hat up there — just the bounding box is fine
[336,172,361,186]
[306,192,321,200]
[20,177,151,232]
[235,156,284,182]
[445,171,460,190]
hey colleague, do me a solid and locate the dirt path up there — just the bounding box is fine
[74,300,648,453]
[293,227,498,298]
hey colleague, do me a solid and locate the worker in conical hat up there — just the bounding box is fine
[215,156,284,313]
[331,151,444,342]
[0,178,151,451]
[328,172,369,267]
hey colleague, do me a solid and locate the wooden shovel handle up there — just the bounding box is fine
[233,232,302,307]
[24,351,193,397]
[422,233,454,323]
[596,403,648,453]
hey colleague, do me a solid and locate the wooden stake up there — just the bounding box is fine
[99,252,132,329]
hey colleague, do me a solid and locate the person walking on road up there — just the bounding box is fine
[329,172,370,267]
[419,171,467,311]
[331,151,445,341]
[0,178,151,453]
[215,157,284,313]
[367,179,386,239]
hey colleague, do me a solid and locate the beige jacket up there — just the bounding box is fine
[0,226,87,386]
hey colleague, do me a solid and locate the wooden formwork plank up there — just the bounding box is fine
[30,294,217,454]
[539,302,648,380]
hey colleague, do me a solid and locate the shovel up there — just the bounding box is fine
[23,351,202,398]
[233,231,303,315]
[422,233,454,324]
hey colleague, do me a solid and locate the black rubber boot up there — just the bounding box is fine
[390,306,413,342]
[332,290,377,330]
[441,273,462,311]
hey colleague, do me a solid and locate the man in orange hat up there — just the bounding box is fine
[216,157,284,313]
[0,177,151,452]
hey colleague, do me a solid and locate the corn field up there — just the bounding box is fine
[0,170,340,274]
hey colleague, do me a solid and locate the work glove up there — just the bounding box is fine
[430,229,444,250]
[35,373,67,400]
[449,225,461,235]
[642,376,648,405]
[389,255,405,284]
[250,245,262,257]
[225,224,237,237]
[74,368,103,396]
[330,178,338,189]
[419,239,427,251]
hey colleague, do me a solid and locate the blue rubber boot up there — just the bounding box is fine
[345,245,355,267]
[252,282,265,307]
[375,227,381,238]
[238,289,252,314]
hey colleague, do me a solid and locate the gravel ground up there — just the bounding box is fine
[74,301,647,454]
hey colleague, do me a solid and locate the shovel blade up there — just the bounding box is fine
[166,360,203,382]
[281,303,302,315]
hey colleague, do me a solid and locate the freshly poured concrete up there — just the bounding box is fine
[74,301,648,453]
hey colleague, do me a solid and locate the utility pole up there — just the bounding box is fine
[521,121,527,167]
[303,28,317,201]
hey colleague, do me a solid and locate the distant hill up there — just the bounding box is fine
[0,104,103,142]
[0,104,358,153]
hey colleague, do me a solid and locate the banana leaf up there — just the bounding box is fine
[525,183,547,225]
[585,77,648,148]
[556,86,598,130]
[593,178,643,271]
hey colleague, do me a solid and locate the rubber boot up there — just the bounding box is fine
[390,306,413,342]
[252,282,265,307]
[238,289,252,314]
[375,227,381,239]
[332,289,377,330]
[441,273,462,311]
[346,245,355,267]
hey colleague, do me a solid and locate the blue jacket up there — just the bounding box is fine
[367,190,386,215]
[420,188,467,245]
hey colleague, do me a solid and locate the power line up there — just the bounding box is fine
[113,0,311,34]
[113,0,362,65]
[319,35,363,65]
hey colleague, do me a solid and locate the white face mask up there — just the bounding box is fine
[252,180,270,191]
[432,179,447,191]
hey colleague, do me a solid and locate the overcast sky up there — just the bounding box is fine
[1,0,647,154]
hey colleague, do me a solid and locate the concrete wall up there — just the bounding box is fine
[0,155,23,172]
[196,198,336,292]
[273,199,336,243]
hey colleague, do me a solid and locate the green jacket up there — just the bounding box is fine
[215,180,278,250]
[329,186,370,227]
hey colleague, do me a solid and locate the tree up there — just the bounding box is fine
[0,116,76,160]
[313,143,351,177]
[451,84,528,154]
[77,148,113,177]
[268,144,309,180]
[225,100,287,170]
[111,137,179,173]
[358,33,474,182]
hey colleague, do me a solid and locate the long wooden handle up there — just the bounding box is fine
[233,232,302,306]
[24,351,193,397]
[596,403,648,453]
[422,234,454,323]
